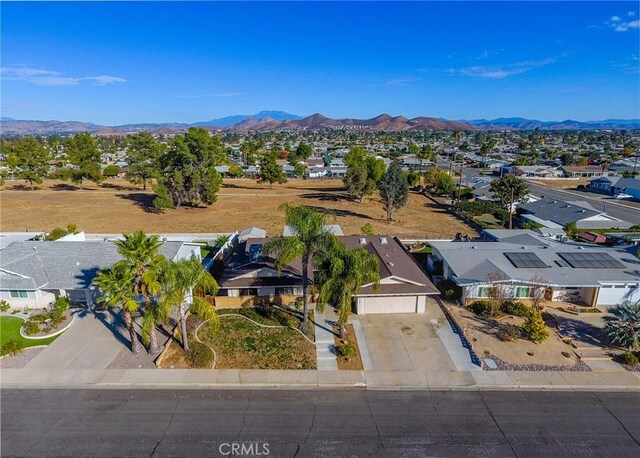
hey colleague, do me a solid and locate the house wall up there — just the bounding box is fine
[214,294,300,309]
[597,283,640,306]
[0,289,55,309]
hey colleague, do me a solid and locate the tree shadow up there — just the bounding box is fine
[295,185,347,193]
[303,205,374,220]
[222,182,258,190]
[74,306,132,348]
[299,192,350,202]
[100,182,141,192]
[8,184,41,191]
[550,313,608,347]
[50,183,82,191]
[115,193,164,214]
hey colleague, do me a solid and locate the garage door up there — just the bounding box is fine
[597,285,640,306]
[357,296,417,314]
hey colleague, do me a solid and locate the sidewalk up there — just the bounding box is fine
[314,309,337,370]
[2,366,638,390]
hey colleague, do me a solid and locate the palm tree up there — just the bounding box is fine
[94,264,142,354]
[264,204,335,324]
[314,239,380,339]
[115,231,166,354]
[604,301,640,351]
[161,258,220,351]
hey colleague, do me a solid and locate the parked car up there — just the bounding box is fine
[614,193,633,200]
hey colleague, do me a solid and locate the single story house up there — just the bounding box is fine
[0,240,197,309]
[512,166,562,179]
[588,176,640,199]
[428,230,640,307]
[558,166,618,178]
[216,236,440,314]
[516,197,634,230]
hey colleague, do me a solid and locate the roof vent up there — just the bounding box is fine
[388,262,394,267]
[581,209,585,212]
[471,246,477,249]
[359,238,366,245]
[380,237,388,244]
[522,246,528,249]
[578,246,584,250]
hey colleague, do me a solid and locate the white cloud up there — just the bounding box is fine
[385,78,415,87]
[611,16,621,22]
[0,65,126,86]
[629,11,636,16]
[614,19,640,32]
[451,58,557,79]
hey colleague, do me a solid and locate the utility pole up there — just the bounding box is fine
[457,161,464,207]
[509,186,515,230]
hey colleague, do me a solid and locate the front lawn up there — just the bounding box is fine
[0,316,60,356]
[199,307,317,369]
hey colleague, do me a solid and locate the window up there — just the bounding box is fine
[10,290,28,298]
[477,287,489,298]
[275,287,294,295]
[239,288,258,296]
[516,287,531,298]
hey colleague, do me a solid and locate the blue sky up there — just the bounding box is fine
[1,1,639,124]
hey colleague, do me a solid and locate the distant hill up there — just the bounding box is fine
[230,113,474,132]
[2,114,639,135]
[465,118,640,130]
[192,110,302,127]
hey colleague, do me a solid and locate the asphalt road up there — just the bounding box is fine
[435,158,640,223]
[2,389,639,457]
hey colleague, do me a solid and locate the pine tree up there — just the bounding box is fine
[378,162,409,221]
[258,152,287,188]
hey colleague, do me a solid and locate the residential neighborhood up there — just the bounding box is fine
[2,1,640,455]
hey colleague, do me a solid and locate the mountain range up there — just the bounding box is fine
[1,112,639,135]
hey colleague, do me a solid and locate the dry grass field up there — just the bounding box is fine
[0,178,479,238]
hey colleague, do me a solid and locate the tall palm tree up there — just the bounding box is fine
[264,204,335,324]
[115,231,166,353]
[161,258,220,351]
[314,240,380,339]
[94,264,142,354]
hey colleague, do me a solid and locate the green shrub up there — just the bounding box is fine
[338,343,356,361]
[617,351,639,366]
[187,341,214,368]
[497,324,521,342]
[468,300,493,317]
[437,279,459,300]
[500,300,529,317]
[520,309,550,343]
[457,200,500,217]
[2,338,25,356]
[30,313,48,323]
[23,320,41,335]
[0,300,10,312]
[360,222,375,236]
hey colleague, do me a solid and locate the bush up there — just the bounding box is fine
[457,200,500,217]
[520,309,550,343]
[617,351,639,366]
[187,341,214,368]
[0,300,11,312]
[2,338,25,356]
[468,300,493,318]
[338,343,356,361]
[437,279,459,301]
[497,324,521,342]
[500,300,529,317]
[23,320,41,335]
[360,223,375,236]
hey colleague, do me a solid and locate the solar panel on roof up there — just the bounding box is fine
[557,252,625,269]
[504,252,548,268]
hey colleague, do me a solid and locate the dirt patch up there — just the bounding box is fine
[450,305,582,367]
[530,179,589,189]
[157,339,191,369]
[199,309,316,369]
[0,178,479,238]
[333,324,364,370]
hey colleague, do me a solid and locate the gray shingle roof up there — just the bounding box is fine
[0,241,184,291]
[431,231,640,287]
[517,198,600,225]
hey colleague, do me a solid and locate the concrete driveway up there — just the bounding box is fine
[25,309,130,370]
[356,301,475,385]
